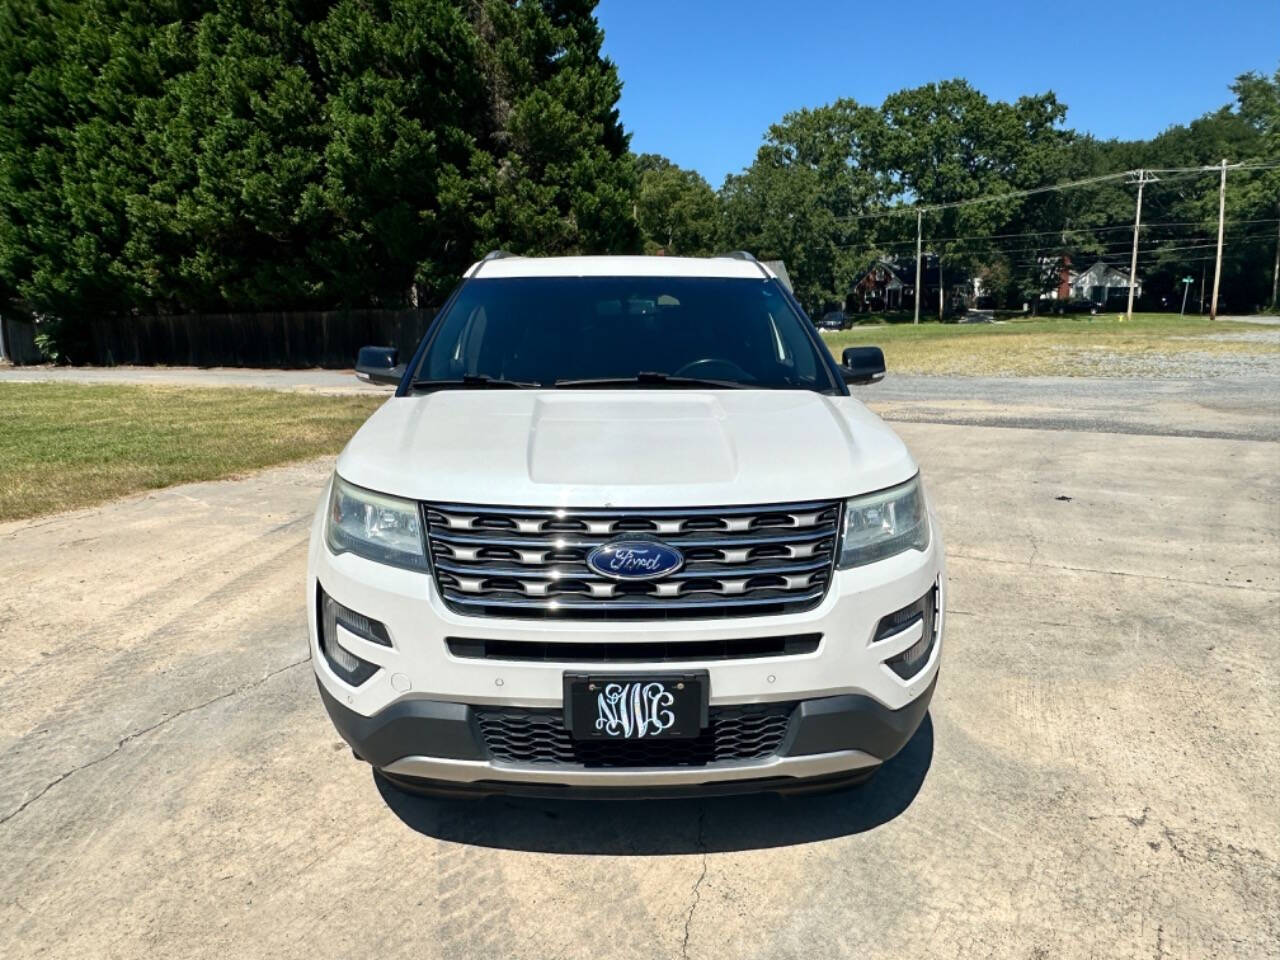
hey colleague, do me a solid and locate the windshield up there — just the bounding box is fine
[413,276,837,391]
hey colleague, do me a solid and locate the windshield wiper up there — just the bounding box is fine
[409,374,542,391]
[553,371,747,390]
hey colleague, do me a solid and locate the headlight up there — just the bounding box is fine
[837,475,930,568]
[325,475,427,571]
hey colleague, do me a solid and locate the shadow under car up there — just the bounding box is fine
[373,714,934,855]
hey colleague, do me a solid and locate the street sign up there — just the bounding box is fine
[1182,276,1194,284]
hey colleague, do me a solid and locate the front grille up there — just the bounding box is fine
[424,500,841,619]
[446,633,822,663]
[476,703,796,767]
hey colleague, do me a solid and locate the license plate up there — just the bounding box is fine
[564,672,708,740]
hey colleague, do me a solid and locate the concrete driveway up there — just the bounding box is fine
[0,364,385,394]
[1,385,1277,958]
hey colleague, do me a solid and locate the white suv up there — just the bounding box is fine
[307,253,944,797]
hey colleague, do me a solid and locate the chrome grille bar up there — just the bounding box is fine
[424,500,841,620]
[427,525,836,550]
[431,557,832,581]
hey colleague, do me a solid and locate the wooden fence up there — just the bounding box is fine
[2,308,437,368]
[0,315,42,364]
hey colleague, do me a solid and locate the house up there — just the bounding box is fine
[1039,257,1142,304]
[1039,256,1152,304]
[1068,260,1141,305]
[849,256,971,313]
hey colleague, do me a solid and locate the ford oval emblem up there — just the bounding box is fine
[586,537,685,581]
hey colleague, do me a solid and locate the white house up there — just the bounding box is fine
[1068,260,1141,305]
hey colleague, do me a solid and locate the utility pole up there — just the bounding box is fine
[937,256,944,322]
[1199,262,1206,314]
[1126,169,1153,321]
[1210,158,1227,320]
[913,209,922,324]
[1271,206,1279,310]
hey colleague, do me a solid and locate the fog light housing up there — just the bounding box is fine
[875,583,938,681]
[317,587,389,686]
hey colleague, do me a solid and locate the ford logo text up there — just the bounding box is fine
[586,537,685,581]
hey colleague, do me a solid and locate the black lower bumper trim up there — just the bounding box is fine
[781,672,937,762]
[317,669,937,783]
[375,766,879,800]
[316,680,484,767]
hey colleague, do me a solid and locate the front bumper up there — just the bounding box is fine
[307,479,945,792]
[318,672,936,796]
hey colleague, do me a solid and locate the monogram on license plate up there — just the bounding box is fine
[564,673,707,740]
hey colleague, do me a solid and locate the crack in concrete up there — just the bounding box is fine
[681,807,708,960]
[0,657,310,827]
[1126,806,1151,829]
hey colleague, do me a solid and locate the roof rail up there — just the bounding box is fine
[718,249,772,280]
[471,249,518,278]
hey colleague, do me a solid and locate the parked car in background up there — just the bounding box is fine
[817,309,851,330]
[1050,298,1098,315]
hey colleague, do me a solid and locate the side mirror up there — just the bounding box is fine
[841,346,885,385]
[355,346,404,385]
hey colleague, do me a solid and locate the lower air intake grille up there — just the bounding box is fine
[447,633,822,663]
[475,703,796,767]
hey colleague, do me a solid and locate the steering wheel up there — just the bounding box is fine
[673,358,752,381]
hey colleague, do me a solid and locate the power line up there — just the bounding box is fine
[830,162,1280,223]
[833,171,1133,222]
[833,219,1279,253]
[1148,161,1280,175]
[998,238,1277,268]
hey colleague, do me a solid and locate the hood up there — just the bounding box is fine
[336,390,917,508]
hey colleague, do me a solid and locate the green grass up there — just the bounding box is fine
[818,313,1280,376]
[0,383,383,522]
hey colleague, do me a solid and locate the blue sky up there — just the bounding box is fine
[597,0,1280,187]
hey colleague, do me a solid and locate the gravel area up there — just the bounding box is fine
[862,373,1280,442]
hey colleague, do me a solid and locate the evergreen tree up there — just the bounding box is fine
[0,0,174,356]
[0,0,640,354]
[310,0,487,305]
[469,0,639,259]
[133,1,329,312]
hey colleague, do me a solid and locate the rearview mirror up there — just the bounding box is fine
[355,346,404,386]
[841,346,885,385]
